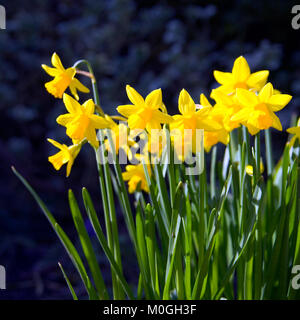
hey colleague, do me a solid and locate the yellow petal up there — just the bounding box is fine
[48,151,67,170]
[210,89,232,105]
[268,94,292,111]
[128,114,145,130]
[47,138,64,150]
[72,77,90,93]
[146,119,161,132]
[246,165,254,176]
[236,88,258,108]
[63,93,81,114]
[178,89,195,115]
[287,127,298,134]
[83,99,95,115]
[117,104,139,118]
[51,52,65,71]
[126,85,145,106]
[89,114,109,129]
[69,83,79,100]
[56,114,74,126]
[213,71,234,85]
[145,88,162,108]
[232,56,250,82]
[231,107,251,122]
[66,158,74,177]
[45,78,68,99]
[85,127,99,148]
[200,94,212,107]
[246,124,260,135]
[270,112,282,131]
[42,64,59,77]
[247,70,269,90]
[152,109,173,123]
[258,83,273,102]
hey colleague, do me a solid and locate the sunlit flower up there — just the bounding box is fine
[117,85,173,132]
[231,83,292,135]
[47,138,82,177]
[56,93,109,148]
[42,52,89,99]
[170,90,221,157]
[210,90,241,132]
[172,91,220,132]
[104,115,137,159]
[246,161,264,176]
[195,93,230,152]
[122,163,151,193]
[287,118,300,146]
[213,56,269,95]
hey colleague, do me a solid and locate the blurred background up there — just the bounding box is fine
[0,0,299,299]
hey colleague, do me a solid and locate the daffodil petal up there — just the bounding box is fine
[145,88,162,108]
[246,70,269,89]
[268,94,292,111]
[47,138,64,150]
[213,71,234,85]
[72,77,90,93]
[117,104,139,118]
[63,93,82,114]
[126,85,145,106]
[56,114,75,127]
[83,99,95,115]
[232,56,250,82]
[42,64,59,77]
[85,128,99,148]
[231,107,251,122]
[51,52,65,71]
[89,114,109,129]
[178,89,195,115]
[271,112,282,131]
[236,88,258,107]
[200,94,212,107]
[258,83,273,102]
[128,114,145,130]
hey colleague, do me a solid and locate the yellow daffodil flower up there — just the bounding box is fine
[47,138,82,177]
[56,93,109,148]
[210,90,241,132]
[104,115,137,159]
[170,90,221,157]
[213,56,269,95]
[232,83,292,135]
[122,163,151,193]
[42,52,89,100]
[246,161,264,176]
[137,129,167,160]
[287,118,300,146]
[196,93,230,152]
[117,85,173,132]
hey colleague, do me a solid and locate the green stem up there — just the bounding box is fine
[265,129,274,176]
[254,132,261,186]
[76,58,124,298]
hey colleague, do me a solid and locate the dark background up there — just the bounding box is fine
[0,0,299,299]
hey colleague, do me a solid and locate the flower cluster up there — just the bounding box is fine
[43,54,295,192]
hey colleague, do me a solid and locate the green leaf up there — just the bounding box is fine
[58,262,78,300]
[68,189,109,299]
[12,167,98,300]
[82,187,135,300]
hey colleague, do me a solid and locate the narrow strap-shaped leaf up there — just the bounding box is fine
[58,262,78,300]
[162,181,183,299]
[68,189,109,299]
[12,167,98,299]
[82,187,135,299]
